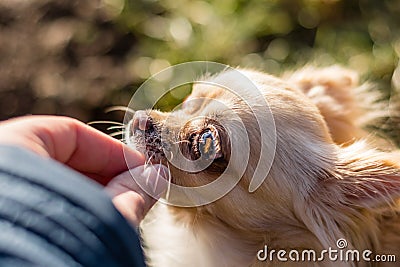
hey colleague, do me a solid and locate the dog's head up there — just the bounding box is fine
[129,68,400,248]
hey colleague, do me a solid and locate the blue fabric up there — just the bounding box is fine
[0,145,146,267]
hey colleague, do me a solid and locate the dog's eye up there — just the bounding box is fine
[198,128,222,160]
[199,130,214,157]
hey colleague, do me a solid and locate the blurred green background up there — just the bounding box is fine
[0,0,399,136]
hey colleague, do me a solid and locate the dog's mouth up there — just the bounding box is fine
[126,111,228,173]
[126,111,167,163]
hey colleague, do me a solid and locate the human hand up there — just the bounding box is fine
[0,115,168,226]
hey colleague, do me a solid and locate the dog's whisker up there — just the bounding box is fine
[145,151,156,166]
[165,161,172,201]
[105,106,136,114]
[172,140,190,144]
[166,160,171,173]
[107,125,126,130]
[88,120,124,126]
[149,152,156,164]
[109,131,125,137]
[145,165,152,187]
[145,156,151,167]
[152,160,162,193]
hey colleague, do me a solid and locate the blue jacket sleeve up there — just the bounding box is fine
[0,145,146,267]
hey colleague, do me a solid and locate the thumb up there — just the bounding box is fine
[105,164,169,226]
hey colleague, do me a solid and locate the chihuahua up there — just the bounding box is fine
[129,66,399,267]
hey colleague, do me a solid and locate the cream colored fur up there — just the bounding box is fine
[139,66,400,267]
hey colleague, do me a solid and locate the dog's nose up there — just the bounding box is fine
[132,111,153,131]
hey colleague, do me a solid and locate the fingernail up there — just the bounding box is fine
[143,164,169,197]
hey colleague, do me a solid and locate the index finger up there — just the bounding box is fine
[0,115,145,185]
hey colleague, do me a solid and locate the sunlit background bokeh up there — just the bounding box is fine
[0,0,399,138]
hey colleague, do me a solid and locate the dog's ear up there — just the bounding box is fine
[286,65,359,95]
[295,145,400,250]
[329,143,400,209]
[285,66,384,145]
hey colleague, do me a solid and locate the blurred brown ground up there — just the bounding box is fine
[0,0,136,128]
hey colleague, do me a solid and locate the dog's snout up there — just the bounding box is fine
[132,110,153,132]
